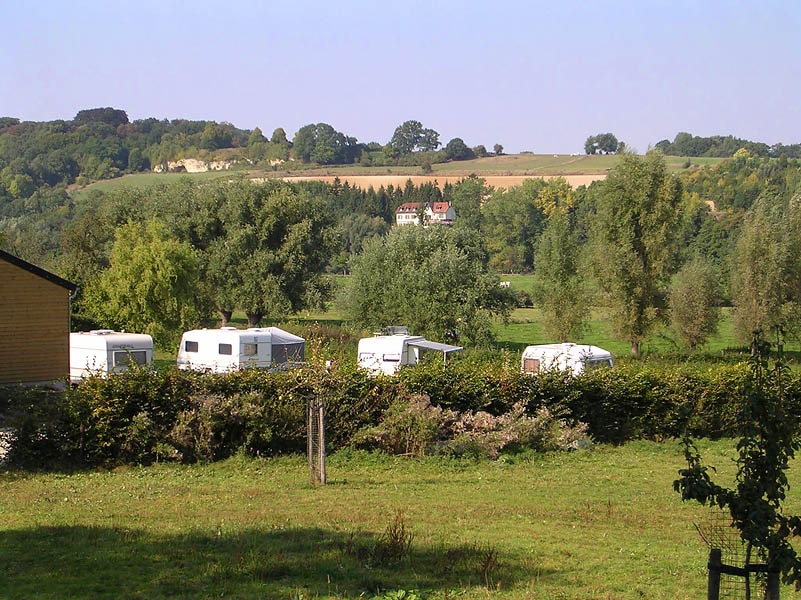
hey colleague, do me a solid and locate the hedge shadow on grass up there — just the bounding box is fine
[0,524,563,598]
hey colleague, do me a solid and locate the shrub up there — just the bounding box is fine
[169,391,281,462]
[0,386,82,469]
[4,358,800,469]
[353,395,590,459]
[353,391,453,457]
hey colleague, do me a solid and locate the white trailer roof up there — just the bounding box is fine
[70,330,153,347]
[181,326,304,342]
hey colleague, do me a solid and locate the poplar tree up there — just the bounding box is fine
[591,152,683,355]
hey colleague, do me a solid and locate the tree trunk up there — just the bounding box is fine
[218,309,232,327]
[764,571,780,600]
[630,340,640,356]
[246,312,262,328]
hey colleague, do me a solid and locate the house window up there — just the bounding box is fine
[243,343,257,356]
[218,343,233,355]
[185,340,199,353]
[113,350,148,367]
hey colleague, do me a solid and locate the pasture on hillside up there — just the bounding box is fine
[75,152,724,200]
[2,440,787,599]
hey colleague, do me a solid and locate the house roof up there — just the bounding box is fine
[396,202,422,213]
[0,249,77,291]
[395,202,452,214]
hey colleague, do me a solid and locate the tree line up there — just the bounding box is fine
[0,110,500,212]
[2,148,800,356]
[4,106,799,216]
[655,131,801,159]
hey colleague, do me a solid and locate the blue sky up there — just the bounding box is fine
[3,0,799,154]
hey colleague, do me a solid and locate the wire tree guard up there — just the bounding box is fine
[307,395,326,485]
[695,507,779,599]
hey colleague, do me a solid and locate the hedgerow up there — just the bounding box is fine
[2,359,798,469]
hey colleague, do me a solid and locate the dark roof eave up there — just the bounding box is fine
[0,249,78,292]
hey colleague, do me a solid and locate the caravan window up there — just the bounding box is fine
[382,353,401,363]
[113,350,148,367]
[523,358,541,374]
[585,358,613,371]
[243,343,257,357]
[218,343,233,355]
[184,341,199,353]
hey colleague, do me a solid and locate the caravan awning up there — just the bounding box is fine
[408,340,463,354]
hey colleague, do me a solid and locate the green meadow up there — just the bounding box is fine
[2,440,784,599]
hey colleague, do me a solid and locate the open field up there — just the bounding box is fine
[75,153,725,198]
[3,440,788,599]
[282,173,605,191]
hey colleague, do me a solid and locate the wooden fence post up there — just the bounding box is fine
[707,548,721,600]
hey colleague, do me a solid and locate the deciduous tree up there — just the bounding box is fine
[346,226,515,346]
[591,152,683,355]
[291,123,357,164]
[390,120,440,155]
[532,179,587,341]
[584,132,621,155]
[84,219,205,349]
[482,179,549,273]
[731,190,801,342]
[444,137,474,161]
[669,256,721,350]
[675,331,801,597]
[448,175,490,233]
[203,180,340,327]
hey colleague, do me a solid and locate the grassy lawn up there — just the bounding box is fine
[2,439,783,599]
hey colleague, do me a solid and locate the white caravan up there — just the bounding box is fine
[176,326,305,373]
[70,330,154,383]
[357,331,463,376]
[521,343,613,376]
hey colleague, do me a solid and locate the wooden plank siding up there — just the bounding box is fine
[0,258,75,386]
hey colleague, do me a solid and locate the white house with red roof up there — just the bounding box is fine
[394,201,456,226]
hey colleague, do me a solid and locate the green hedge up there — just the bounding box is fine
[2,359,798,469]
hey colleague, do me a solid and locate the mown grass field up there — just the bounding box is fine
[3,440,789,599]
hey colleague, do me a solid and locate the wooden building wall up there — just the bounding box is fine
[0,260,72,386]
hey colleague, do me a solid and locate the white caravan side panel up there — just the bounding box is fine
[357,335,423,376]
[70,330,154,382]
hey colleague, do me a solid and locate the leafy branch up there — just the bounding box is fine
[674,329,801,588]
